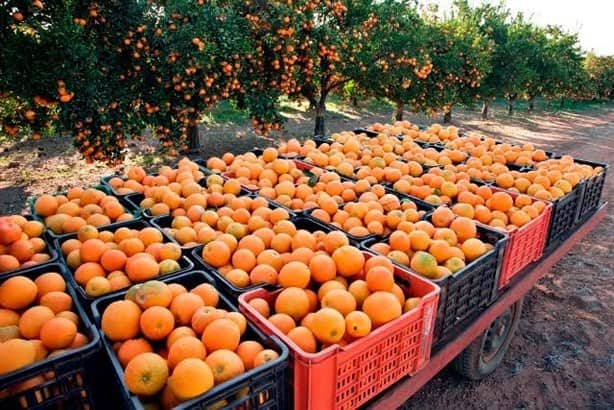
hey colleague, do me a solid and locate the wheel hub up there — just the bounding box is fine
[480,308,513,363]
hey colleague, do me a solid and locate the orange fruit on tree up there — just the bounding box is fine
[286,326,317,353]
[167,336,207,369]
[117,338,154,368]
[0,275,37,310]
[40,317,77,350]
[101,300,141,341]
[362,292,402,327]
[311,307,346,344]
[274,287,310,321]
[168,358,214,401]
[205,349,245,384]
[332,246,365,277]
[124,352,168,396]
[345,310,372,338]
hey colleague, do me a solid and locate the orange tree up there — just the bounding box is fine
[251,0,400,136]
[351,0,431,122]
[585,52,614,100]
[0,1,290,163]
[406,10,491,122]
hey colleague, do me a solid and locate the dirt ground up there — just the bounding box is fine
[1,102,612,409]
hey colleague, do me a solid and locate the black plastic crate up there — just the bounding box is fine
[54,219,194,316]
[28,185,142,240]
[546,182,585,246]
[90,270,290,410]
[361,221,507,346]
[575,158,608,220]
[189,217,337,300]
[0,262,102,410]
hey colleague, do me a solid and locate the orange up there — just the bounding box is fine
[348,280,370,308]
[205,349,245,384]
[231,248,257,273]
[34,194,59,217]
[168,358,214,400]
[237,340,265,370]
[408,230,430,251]
[125,255,160,283]
[461,238,487,262]
[40,317,77,349]
[490,191,513,212]
[190,307,227,335]
[332,246,365,277]
[34,272,66,298]
[9,239,34,263]
[101,300,141,341]
[0,339,36,374]
[250,264,278,285]
[0,275,37,310]
[311,308,346,344]
[308,254,336,283]
[345,311,372,338]
[268,313,296,335]
[190,283,219,307]
[170,293,205,325]
[124,352,168,396]
[167,336,207,369]
[410,251,438,278]
[40,291,72,314]
[366,266,394,292]
[202,240,231,268]
[431,207,455,227]
[278,261,311,289]
[166,326,197,349]
[128,280,173,309]
[79,239,106,263]
[362,292,402,327]
[274,287,310,321]
[0,308,20,326]
[321,289,357,317]
[139,306,174,341]
[248,298,270,318]
[100,249,127,272]
[202,318,241,352]
[19,305,55,339]
[323,231,350,254]
[449,217,477,243]
[0,254,21,272]
[287,326,317,353]
[117,338,153,368]
[364,255,395,275]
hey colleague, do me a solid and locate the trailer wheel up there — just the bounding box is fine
[453,297,523,380]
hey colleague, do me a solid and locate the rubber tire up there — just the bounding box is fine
[453,297,523,380]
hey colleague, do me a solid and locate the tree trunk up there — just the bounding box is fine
[395,101,404,121]
[481,98,491,120]
[528,96,535,112]
[351,95,358,107]
[560,97,565,109]
[443,107,452,123]
[507,94,517,115]
[187,122,200,151]
[314,102,326,136]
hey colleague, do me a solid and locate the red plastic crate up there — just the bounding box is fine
[495,188,553,289]
[238,252,440,410]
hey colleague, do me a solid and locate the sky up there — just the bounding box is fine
[425,0,614,56]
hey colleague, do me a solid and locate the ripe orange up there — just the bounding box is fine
[117,338,154,368]
[237,340,265,370]
[139,306,174,341]
[332,246,364,277]
[202,318,241,352]
[287,326,317,353]
[168,358,214,400]
[0,275,37,309]
[101,300,141,341]
[40,317,77,349]
[167,336,207,369]
[205,349,245,384]
[345,311,372,338]
[366,266,395,292]
[170,293,204,325]
[274,287,310,321]
[362,292,402,327]
[34,272,66,298]
[0,339,36,374]
[311,308,346,344]
[18,305,55,339]
[124,352,168,396]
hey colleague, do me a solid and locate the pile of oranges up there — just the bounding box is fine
[60,225,183,297]
[0,272,91,376]
[33,188,134,234]
[309,188,428,238]
[368,209,492,280]
[0,216,51,273]
[200,221,351,289]
[245,249,423,353]
[100,279,279,407]
[158,196,291,248]
[105,158,206,196]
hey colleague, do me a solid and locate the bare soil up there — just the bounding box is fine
[1,102,612,409]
